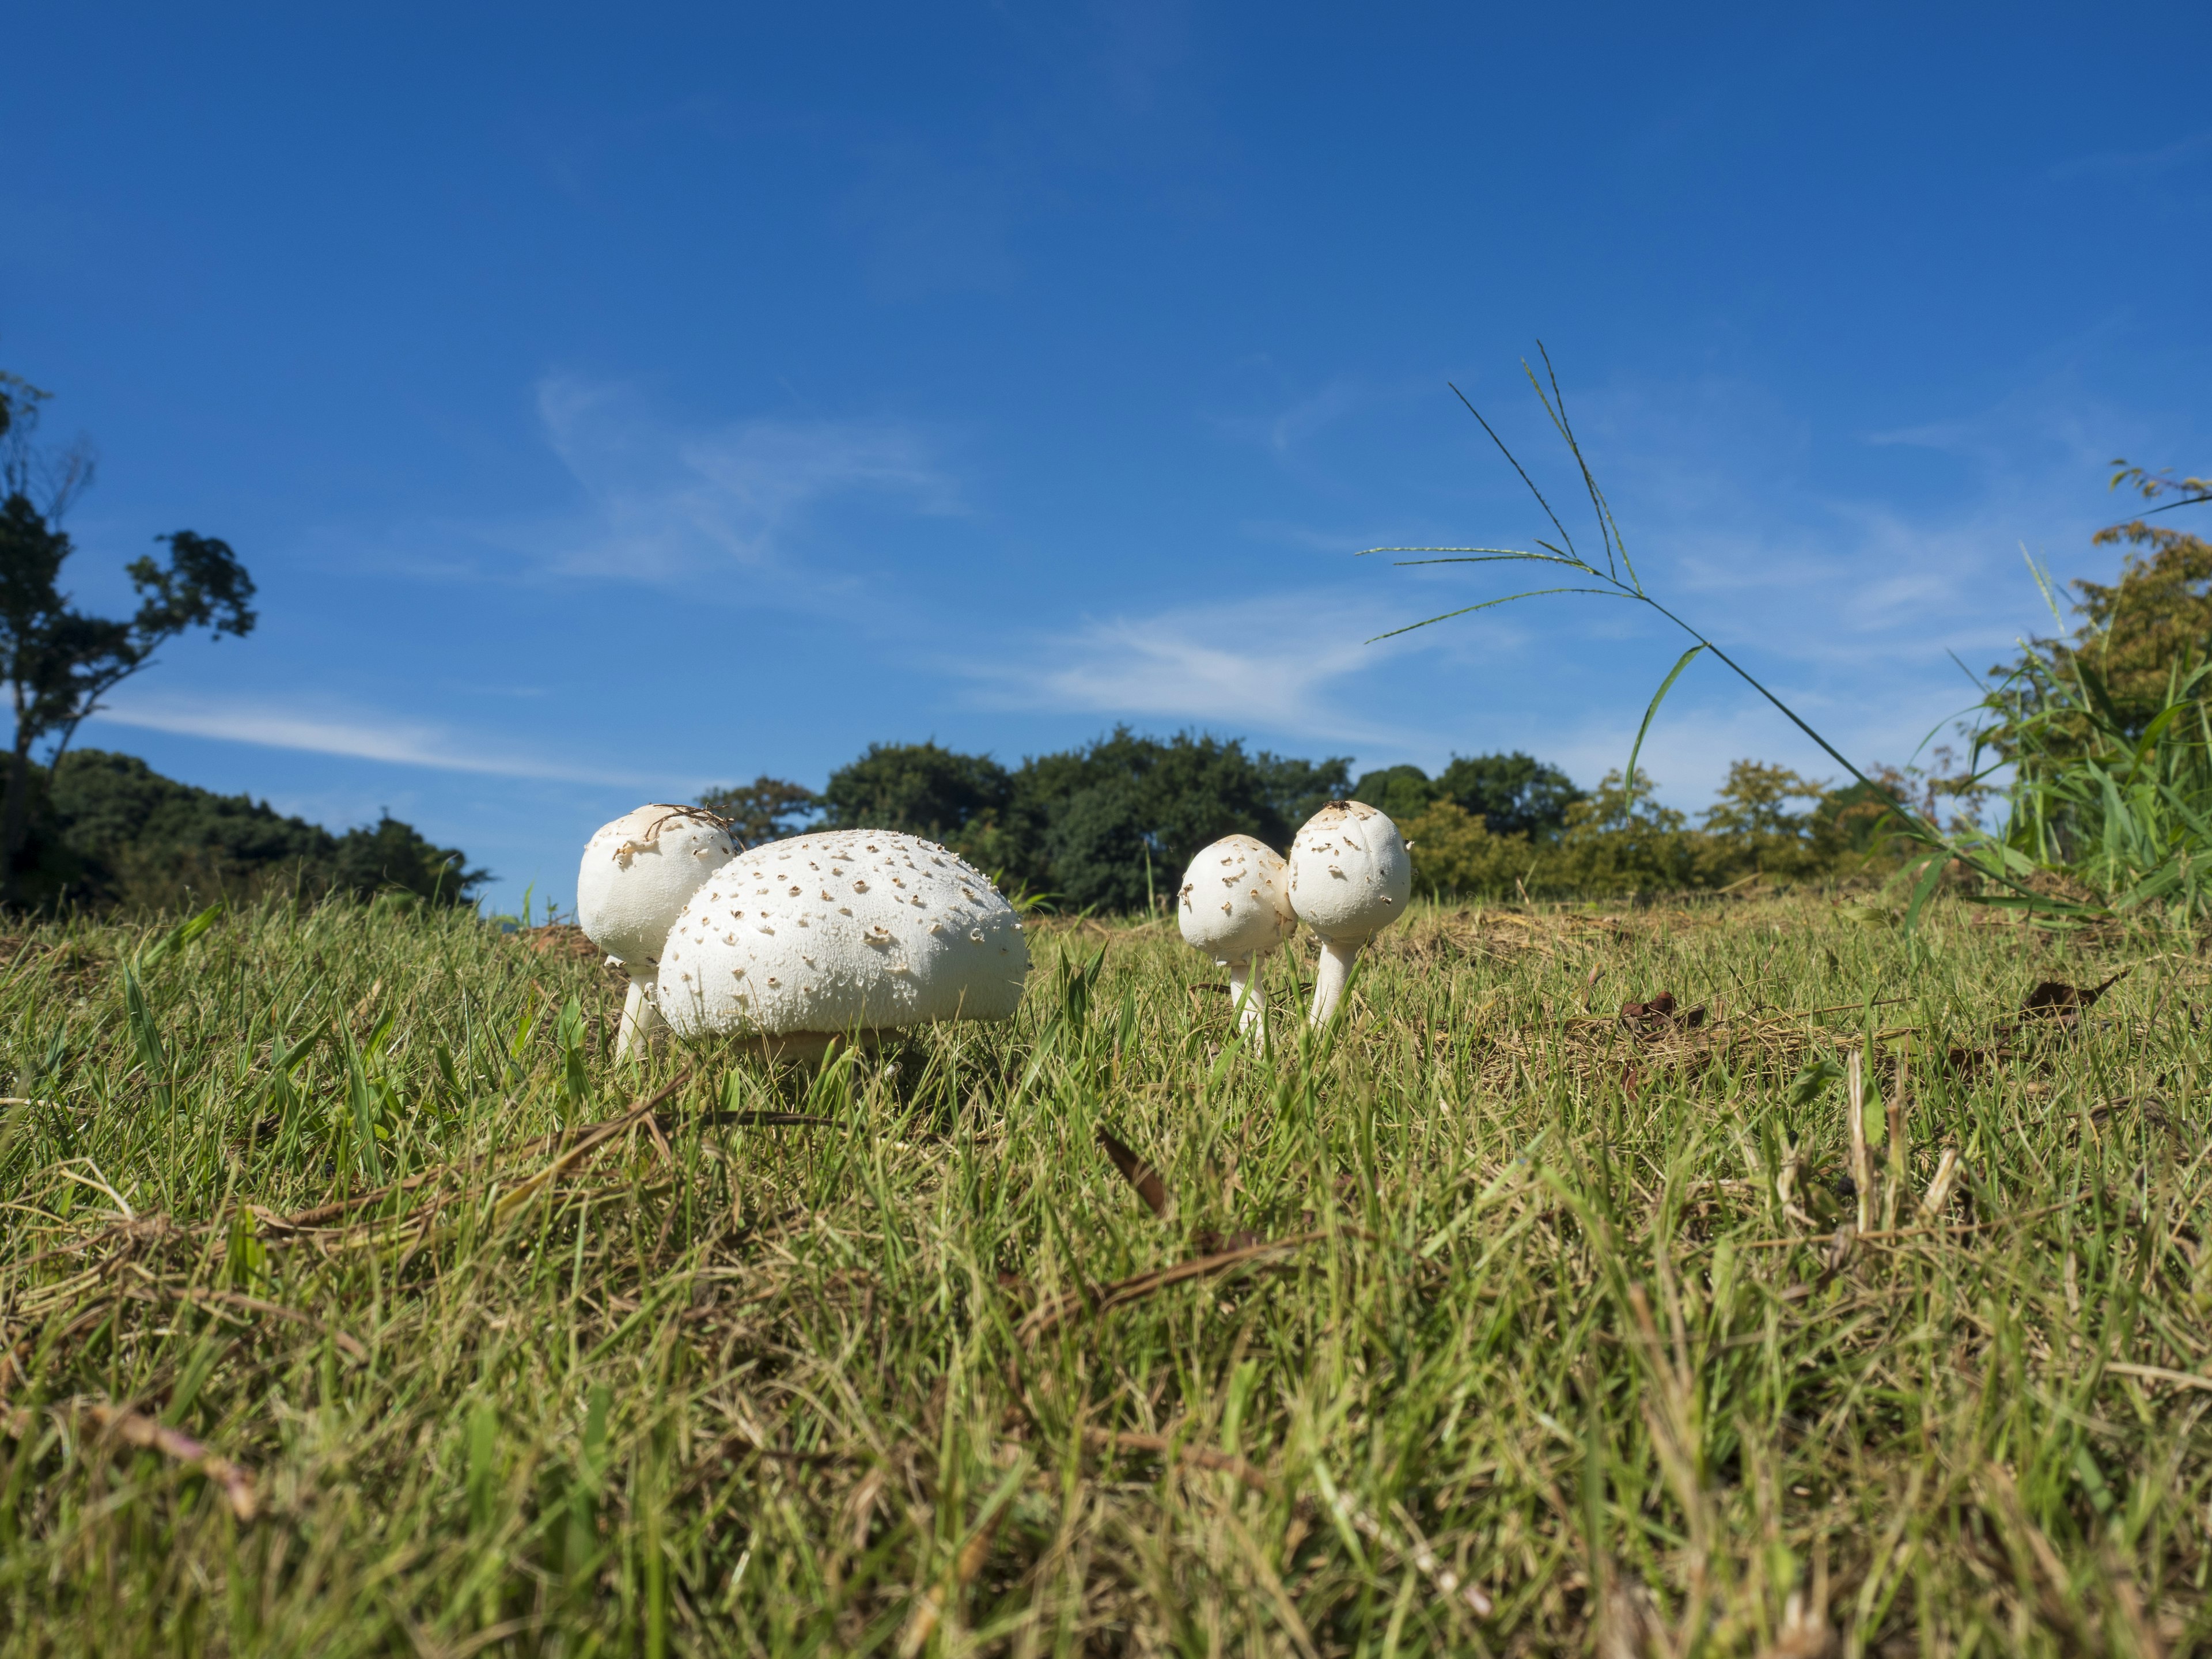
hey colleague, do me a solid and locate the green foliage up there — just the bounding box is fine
[10,748,485,910]
[1348,762,1436,823]
[1960,463,2212,919]
[1353,753,1585,842]
[739,732,1940,909]
[1694,759,1835,881]
[1435,751,1584,838]
[1977,650,2212,916]
[1553,768,1699,892]
[1398,800,1537,895]
[1984,518,2212,753]
[1013,728,1350,912]
[695,774,820,846]
[790,728,1351,912]
[1406,760,1922,899]
[0,893,2202,1650]
[1362,353,2212,928]
[818,740,1013,843]
[0,370,257,902]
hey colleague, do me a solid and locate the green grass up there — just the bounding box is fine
[1,892,2207,1656]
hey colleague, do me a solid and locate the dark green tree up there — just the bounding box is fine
[1433,751,1584,840]
[819,741,1013,842]
[1349,763,1438,823]
[0,376,256,903]
[698,775,820,845]
[328,813,486,904]
[1014,728,1350,912]
[20,748,485,910]
[1979,460,2212,754]
[1250,751,1355,831]
[1041,776,1154,913]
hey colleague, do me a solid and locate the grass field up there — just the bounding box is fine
[1,891,2207,1657]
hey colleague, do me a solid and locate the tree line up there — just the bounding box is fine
[700,729,1949,910]
[12,749,486,911]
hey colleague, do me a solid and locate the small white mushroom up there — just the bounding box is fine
[1176,835,1296,1046]
[1286,800,1411,1028]
[655,829,1029,1062]
[575,804,740,1060]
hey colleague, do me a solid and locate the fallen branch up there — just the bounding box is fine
[2106,1361,2212,1393]
[1020,1231,1323,1340]
[176,1288,368,1361]
[1082,1425,1270,1493]
[83,1402,258,1521]
[493,1070,695,1221]
[282,1069,700,1229]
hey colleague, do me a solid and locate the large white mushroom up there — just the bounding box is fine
[576,805,741,1060]
[1177,835,1297,1044]
[1287,800,1412,1027]
[654,829,1029,1060]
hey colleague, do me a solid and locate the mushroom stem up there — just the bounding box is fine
[614,978,666,1062]
[1225,956,1265,1038]
[1309,938,1363,1028]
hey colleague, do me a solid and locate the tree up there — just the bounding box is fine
[1433,752,1584,840]
[1696,759,1830,881]
[1013,728,1351,911]
[0,375,255,903]
[1550,770,1696,893]
[1399,799,1534,896]
[698,775,820,845]
[327,813,485,904]
[1987,458,2212,748]
[9,748,487,910]
[1349,763,1437,823]
[819,741,1014,841]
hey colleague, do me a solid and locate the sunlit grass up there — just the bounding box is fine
[1,892,2206,1655]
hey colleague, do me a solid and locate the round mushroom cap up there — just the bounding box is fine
[654,829,1030,1041]
[576,805,740,971]
[1177,835,1296,963]
[1286,801,1412,944]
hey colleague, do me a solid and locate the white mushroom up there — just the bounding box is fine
[1286,800,1412,1028]
[1176,834,1296,1045]
[575,804,740,1060]
[653,829,1029,1061]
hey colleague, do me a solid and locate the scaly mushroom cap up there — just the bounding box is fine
[1286,801,1412,945]
[576,805,740,972]
[654,829,1029,1041]
[1177,835,1296,963]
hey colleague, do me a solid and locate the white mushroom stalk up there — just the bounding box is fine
[654,830,1029,1061]
[1176,835,1297,1046]
[575,805,741,1060]
[1286,800,1412,1028]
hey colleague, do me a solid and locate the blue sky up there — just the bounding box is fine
[6,3,2209,913]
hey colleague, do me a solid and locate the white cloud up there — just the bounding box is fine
[2049,129,2212,181]
[834,142,1024,299]
[958,589,1465,744]
[459,377,962,586]
[89,694,667,789]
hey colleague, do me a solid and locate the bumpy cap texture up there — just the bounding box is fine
[1286,801,1412,943]
[1177,835,1297,962]
[576,805,740,971]
[654,830,1029,1040]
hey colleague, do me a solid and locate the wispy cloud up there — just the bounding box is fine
[834,141,1024,299]
[89,694,667,789]
[958,589,1463,744]
[2050,128,2212,181]
[1543,369,2155,676]
[448,377,963,586]
[1206,374,1422,460]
